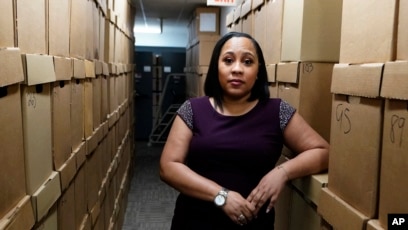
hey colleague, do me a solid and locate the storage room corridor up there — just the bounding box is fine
[122,141,177,230]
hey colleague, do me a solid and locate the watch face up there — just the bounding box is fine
[214,195,225,206]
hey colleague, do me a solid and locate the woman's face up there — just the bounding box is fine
[218,37,259,101]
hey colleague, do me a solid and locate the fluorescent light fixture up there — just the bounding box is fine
[134,17,162,34]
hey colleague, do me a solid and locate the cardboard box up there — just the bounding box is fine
[23,54,57,86]
[0,48,26,218]
[84,61,95,139]
[54,57,73,81]
[85,0,95,60]
[253,4,266,52]
[52,81,72,171]
[274,156,292,230]
[70,0,87,58]
[0,196,35,230]
[31,171,61,221]
[241,0,253,36]
[329,63,384,218]
[109,75,117,115]
[93,6,101,60]
[93,76,102,130]
[0,48,25,87]
[74,165,87,230]
[57,152,77,192]
[281,0,342,62]
[16,0,47,54]
[0,1,15,47]
[318,187,369,230]
[263,0,284,64]
[367,219,385,230]
[252,0,264,10]
[340,0,398,64]
[193,7,220,38]
[101,63,110,122]
[71,79,85,151]
[277,62,334,142]
[48,0,70,56]
[34,205,58,230]
[86,147,103,215]
[381,61,408,100]
[226,8,235,28]
[397,0,408,60]
[104,19,116,63]
[21,83,53,195]
[191,35,219,67]
[74,141,87,170]
[377,61,408,228]
[291,173,328,206]
[99,10,106,62]
[266,64,278,98]
[0,85,27,220]
[57,182,75,230]
[289,189,322,230]
[73,59,86,79]
[233,3,242,32]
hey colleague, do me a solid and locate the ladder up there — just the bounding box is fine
[148,73,186,146]
[148,104,181,145]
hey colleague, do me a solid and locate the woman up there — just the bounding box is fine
[159,32,329,229]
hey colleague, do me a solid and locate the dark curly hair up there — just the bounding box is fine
[203,32,270,109]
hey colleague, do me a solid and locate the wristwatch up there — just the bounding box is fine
[214,187,229,207]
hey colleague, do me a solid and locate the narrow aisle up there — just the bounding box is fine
[123,141,178,230]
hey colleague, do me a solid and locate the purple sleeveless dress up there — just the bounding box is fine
[170,96,295,230]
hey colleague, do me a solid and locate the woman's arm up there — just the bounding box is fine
[159,115,221,201]
[247,112,329,213]
[279,112,330,180]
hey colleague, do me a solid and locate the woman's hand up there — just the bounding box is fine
[222,190,257,225]
[246,166,288,215]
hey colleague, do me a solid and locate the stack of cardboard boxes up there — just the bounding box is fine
[185,7,220,98]
[0,0,135,229]
[318,1,408,229]
[226,0,341,229]
[223,0,408,229]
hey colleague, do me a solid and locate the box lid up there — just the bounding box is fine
[252,0,265,10]
[241,0,253,17]
[102,62,109,76]
[381,61,408,100]
[226,9,235,26]
[54,56,72,81]
[0,196,35,230]
[32,171,61,221]
[73,59,86,79]
[85,60,95,78]
[233,4,242,23]
[318,188,369,230]
[331,63,383,98]
[277,62,299,83]
[23,54,56,86]
[0,48,24,87]
[95,61,103,75]
[291,173,328,206]
[266,64,276,82]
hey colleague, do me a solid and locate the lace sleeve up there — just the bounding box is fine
[176,100,193,130]
[279,100,296,131]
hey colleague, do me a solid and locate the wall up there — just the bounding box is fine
[134,6,235,47]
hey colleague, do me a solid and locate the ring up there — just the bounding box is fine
[238,214,246,224]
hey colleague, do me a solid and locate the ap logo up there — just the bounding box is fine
[389,214,408,230]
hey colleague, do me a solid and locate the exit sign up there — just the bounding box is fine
[207,0,238,6]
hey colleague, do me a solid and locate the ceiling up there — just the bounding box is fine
[131,0,209,33]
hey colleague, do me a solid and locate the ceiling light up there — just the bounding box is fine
[134,17,163,34]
